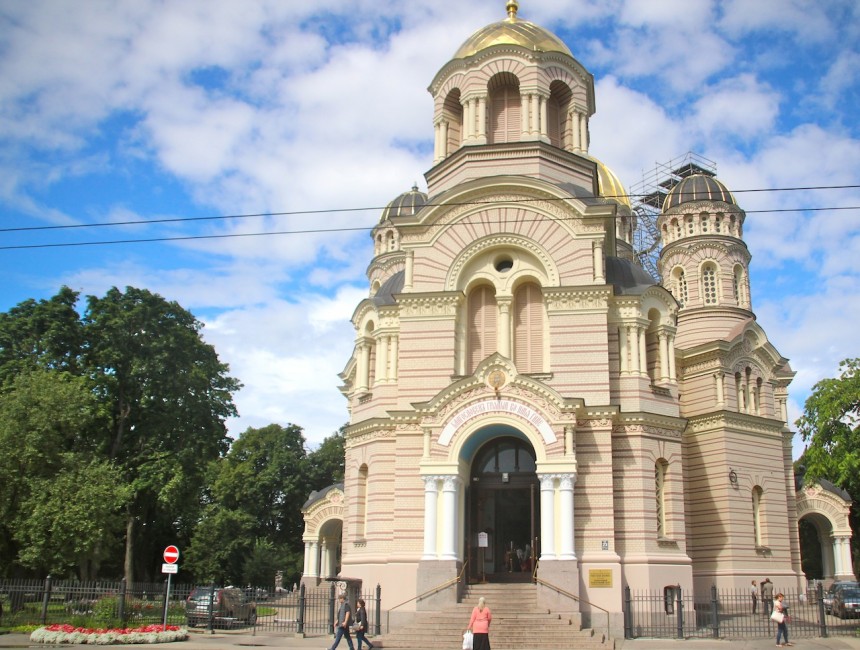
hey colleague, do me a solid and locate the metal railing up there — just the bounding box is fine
[624,583,859,640]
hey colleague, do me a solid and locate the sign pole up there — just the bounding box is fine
[161,545,180,628]
[163,572,172,628]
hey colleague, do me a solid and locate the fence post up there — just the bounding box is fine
[374,584,381,636]
[710,584,719,638]
[623,585,632,639]
[816,582,828,638]
[676,586,683,639]
[329,582,336,632]
[207,585,216,634]
[118,578,127,626]
[297,584,305,635]
[40,575,53,625]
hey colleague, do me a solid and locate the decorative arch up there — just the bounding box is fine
[796,483,855,581]
[301,485,345,586]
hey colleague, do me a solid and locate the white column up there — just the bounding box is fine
[441,476,460,560]
[628,326,640,374]
[539,474,556,560]
[303,542,311,578]
[715,372,725,406]
[558,474,576,560]
[593,240,605,283]
[440,120,449,159]
[374,335,388,384]
[390,335,399,380]
[357,341,370,391]
[520,94,530,138]
[320,540,329,578]
[668,334,677,380]
[309,541,320,578]
[462,99,472,142]
[405,251,414,291]
[571,112,581,151]
[477,96,487,144]
[638,326,648,378]
[659,332,670,382]
[564,425,574,457]
[530,93,539,136]
[838,537,853,577]
[579,112,588,153]
[497,298,512,358]
[422,477,439,559]
[433,121,441,164]
[619,325,628,374]
[539,95,548,141]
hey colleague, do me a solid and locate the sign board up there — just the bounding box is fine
[478,532,488,548]
[162,563,178,574]
[163,545,180,564]
[588,569,613,588]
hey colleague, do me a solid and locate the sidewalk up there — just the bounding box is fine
[1,629,859,650]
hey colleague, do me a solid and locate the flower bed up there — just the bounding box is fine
[30,623,187,645]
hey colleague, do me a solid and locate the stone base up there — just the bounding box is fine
[416,559,462,610]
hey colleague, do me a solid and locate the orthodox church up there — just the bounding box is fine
[301,0,854,632]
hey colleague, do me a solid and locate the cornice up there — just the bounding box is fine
[543,286,611,312]
[397,291,463,319]
[684,411,785,436]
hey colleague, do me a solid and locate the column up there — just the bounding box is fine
[357,341,370,392]
[564,425,574,457]
[558,474,576,560]
[579,112,588,153]
[618,325,628,374]
[405,251,414,290]
[539,94,549,142]
[715,372,725,406]
[520,94,530,139]
[303,542,311,578]
[441,476,460,560]
[668,334,677,380]
[628,326,640,374]
[659,332,670,382]
[530,93,540,136]
[319,540,329,578]
[837,537,853,577]
[571,111,581,151]
[440,120,449,159]
[497,297,512,358]
[476,96,487,144]
[593,240,605,283]
[433,121,441,164]
[422,477,439,559]
[374,335,388,384]
[390,335,399,380]
[309,541,320,578]
[638,326,647,378]
[462,99,472,142]
[539,474,556,560]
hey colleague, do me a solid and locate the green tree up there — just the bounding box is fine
[796,357,860,578]
[0,369,116,578]
[306,426,346,487]
[82,286,241,583]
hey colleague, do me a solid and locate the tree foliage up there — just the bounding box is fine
[796,357,860,578]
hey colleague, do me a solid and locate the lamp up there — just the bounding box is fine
[729,469,738,486]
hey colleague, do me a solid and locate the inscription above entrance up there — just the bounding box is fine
[439,399,557,446]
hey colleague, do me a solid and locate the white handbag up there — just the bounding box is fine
[462,630,473,650]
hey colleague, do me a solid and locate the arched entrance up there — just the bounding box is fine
[466,433,539,583]
[796,482,855,583]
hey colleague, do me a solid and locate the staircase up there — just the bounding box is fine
[376,583,614,649]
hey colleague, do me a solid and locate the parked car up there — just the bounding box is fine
[185,586,257,627]
[824,581,859,614]
[833,586,860,619]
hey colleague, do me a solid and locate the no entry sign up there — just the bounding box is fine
[163,545,180,564]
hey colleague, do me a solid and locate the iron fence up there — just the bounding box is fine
[625,584,860,640]
[0,577,381,640]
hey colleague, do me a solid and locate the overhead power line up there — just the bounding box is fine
[1,184,859,251]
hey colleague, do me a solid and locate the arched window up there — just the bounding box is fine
[674,219,682,240]
[513,282,543,373]
[366,321,376,387]
[655,459,669,538]
[752,486,764,547]
[468,284,497,372]
[443,89,463,155]
[488,72,521,144]
[672,267,688,308]
[700,212,709,233]
[645,308,661,384]
[547,80,572,148]
[733,264,748,308]
[702,262,718,305]
[735,372,744,412]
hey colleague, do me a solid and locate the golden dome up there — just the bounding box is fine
[452,1,573,60]
[589,156,631,209]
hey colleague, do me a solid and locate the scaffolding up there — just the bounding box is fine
[630,152,717,281]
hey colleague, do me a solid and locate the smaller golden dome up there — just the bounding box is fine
[453,1,573,60]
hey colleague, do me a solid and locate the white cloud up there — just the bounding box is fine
[688,74,780,143]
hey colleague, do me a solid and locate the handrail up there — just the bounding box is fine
[385,561,469,631]
[534,571,612,640]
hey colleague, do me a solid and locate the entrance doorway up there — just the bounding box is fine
[467,436,539,583]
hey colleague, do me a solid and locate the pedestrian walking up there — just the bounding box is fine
[467,596,492,650]
[772,592,792,647]
[354,598,374,650]
[327,593,355,650]
[751,579,758,614]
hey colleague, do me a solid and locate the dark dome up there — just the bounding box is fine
[605,256,657,295]
[380,184,428,223]
[372,271,405,306]
[663,174,737,211]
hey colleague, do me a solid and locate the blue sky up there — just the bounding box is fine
[1,0,858,456]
